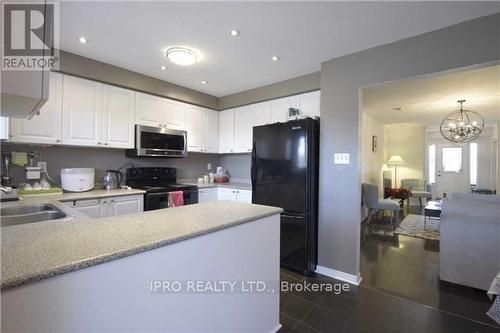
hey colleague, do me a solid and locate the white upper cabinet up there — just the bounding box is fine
[162,99,186,130]
[184,105,203,152]
[62,75,102,146]
[135,92,162,127]
[203,108,218,153]
[218,109,235,153]
[0,117,9,140]
[270,96,296,123]
[234,102,270,153]
[10,72,63,144]
[296,91,320,118]
[101,84,135,148]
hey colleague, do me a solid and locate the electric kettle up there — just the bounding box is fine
[103,169,123,190]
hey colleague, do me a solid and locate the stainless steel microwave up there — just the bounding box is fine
[126,125,187,158]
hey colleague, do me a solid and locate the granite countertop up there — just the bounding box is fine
[19,188,146,203]
[1,201,282,290]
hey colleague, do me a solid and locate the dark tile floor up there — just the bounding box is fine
[279,268,500,332]
[359,205,499,328]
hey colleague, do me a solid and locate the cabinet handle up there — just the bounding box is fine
[104,142,108,145]
[56,139,60,142]
[110,199,114,203]
[97,142,101,145]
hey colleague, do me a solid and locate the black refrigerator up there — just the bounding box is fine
[251,117,319,275]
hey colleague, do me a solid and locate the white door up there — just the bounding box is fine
[252,101,271,126]
[71,199,107,218]
[108,195,143,216]
[162,99,186,129]
[185,105,202,152]
[235,189,252,203]
[218,109,235,153]
[270,96,296,123]
[203,109,218,153]
[10,72,63,144]
[135,92,162,127]
[234,106,254,153]
[436,144,469,198]
[296,91,320,118]
[62,75,102,146]
[102,85,135,148]
[218,188,237,201]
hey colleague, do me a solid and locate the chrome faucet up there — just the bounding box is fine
[0,186,13,194]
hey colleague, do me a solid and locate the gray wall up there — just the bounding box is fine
[319,13,500,276]
[1,144,218,186]
[219,154,252,180]
[218,72,321,110]
[59,51,219,110]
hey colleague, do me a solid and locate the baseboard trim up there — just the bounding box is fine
[315,266,362,285]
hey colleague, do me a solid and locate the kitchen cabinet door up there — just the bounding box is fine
[162,99,186,130]
[70,199,107,218]
[0,117,9,140]
[102,84,135,148]
[296,91,320,118]
[10,72,63,144]
[218,109,235,153]
[270,96,296,123]
[135,92,162,127]
[252,101,271,126]
[236,189,252,203]
[199,188,218,202]
[233,105,253,153]
[185,105,202,152]
[203,109,218,153]
[62,75,102,146]
[217,188,237,201]
[108,195,143,216]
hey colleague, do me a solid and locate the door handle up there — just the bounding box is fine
[281,214,305,219]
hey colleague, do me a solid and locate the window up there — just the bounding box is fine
[470,143,478,185]
[442,147,462,173]
[429,144,436,184]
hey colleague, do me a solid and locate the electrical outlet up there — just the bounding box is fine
[207,163,212,170]
[334,153,350,165]
[37,162,47,172]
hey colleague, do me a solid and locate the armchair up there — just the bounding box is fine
[401,178,432,208]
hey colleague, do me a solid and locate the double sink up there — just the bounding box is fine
[1,204,68,227]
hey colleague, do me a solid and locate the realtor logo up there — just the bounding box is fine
[2,2,59,70]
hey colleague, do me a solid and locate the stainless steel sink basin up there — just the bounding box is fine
[1,204,68,227]
[0,204,57,216]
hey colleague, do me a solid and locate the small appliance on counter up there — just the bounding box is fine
[1,154,19,202]
[126,167,198,211]
[214,166,230,183]
[103,169,123,190]
[61,168,95,192]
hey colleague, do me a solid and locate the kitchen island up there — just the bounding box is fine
[1,200,282,332]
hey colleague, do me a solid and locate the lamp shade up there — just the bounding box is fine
[387,155,405,165]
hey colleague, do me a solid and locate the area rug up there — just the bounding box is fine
[394,214,440,241]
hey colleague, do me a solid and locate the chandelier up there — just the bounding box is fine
[440,100,484,143]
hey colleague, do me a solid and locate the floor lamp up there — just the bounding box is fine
[387,155,405,188]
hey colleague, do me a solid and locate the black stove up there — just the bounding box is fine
[126,167,198,211]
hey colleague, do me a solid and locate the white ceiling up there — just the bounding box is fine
[59,2,499,97]
[362,65,500,126]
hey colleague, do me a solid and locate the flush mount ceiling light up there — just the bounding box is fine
[271,55,280,62]
[440,100,484,143]
[78,36,88,44]
[165,47,198,66]
[201,80,207,85]
[160,65,166,71]
[230,29,240,37]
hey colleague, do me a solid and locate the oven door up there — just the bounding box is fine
[136,125,187,157]
[144,190,199,211]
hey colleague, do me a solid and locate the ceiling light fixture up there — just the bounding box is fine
[272,55,280,62]
[165,47,198,66]
[201,80,207,85]
[160,65,166,71]
[440,100,484,143]
[230,29,240,37]
[78,36,88,44]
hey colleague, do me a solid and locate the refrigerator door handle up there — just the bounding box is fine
[251,141,257,189]
[281,214,305,219]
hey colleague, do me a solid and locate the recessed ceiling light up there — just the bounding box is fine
[272,55,280,62]
[230,29,240,37]
[160,65,166,71]
[201,80,207,85]
[165,47,198,66]
[78,36,88,44]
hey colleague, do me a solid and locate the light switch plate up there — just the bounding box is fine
[334,153,350,165]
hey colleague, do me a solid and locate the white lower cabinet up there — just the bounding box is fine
[66,194,143,218]
[198,188,218,202]
[216,188,252,203]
